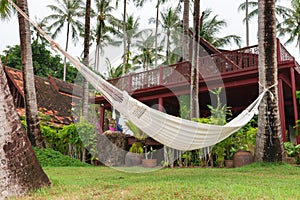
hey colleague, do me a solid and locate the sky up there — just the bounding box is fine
[0,0,298,65]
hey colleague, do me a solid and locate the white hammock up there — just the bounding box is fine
[9,0,265,151]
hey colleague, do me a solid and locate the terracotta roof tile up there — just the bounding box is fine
[4,67,79,125]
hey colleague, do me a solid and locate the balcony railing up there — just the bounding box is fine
[108,42,295,92]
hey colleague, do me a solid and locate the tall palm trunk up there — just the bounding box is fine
[154,0,160,67]
[254,0,284,162]
[182,0,189,60]
[81,0,91,162]
[245,0,249,46]
[63,22,71,81]
[17,0,45,148]
[190,0,200,119]
[122,0,127,75]
[0,60,50,198]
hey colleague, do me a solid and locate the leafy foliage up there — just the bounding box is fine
[1,41,80,83]
[34,147,90,167]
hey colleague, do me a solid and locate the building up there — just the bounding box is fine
[4,66,82,126]
[94,38,300,144]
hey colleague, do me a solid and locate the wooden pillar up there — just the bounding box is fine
[99,105,105,133]
[158,97,163,112]
[278,79,286,142]
[290,67,299,143]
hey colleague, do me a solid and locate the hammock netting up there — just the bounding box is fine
[9,0,265,151]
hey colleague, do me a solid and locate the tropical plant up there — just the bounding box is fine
[149,7,181,64]
[200,9,241,48]
[43,0,85,81]
[135,0,168,67]
[129,141,144,154]
[284,142,300,158]
[81,0,91,123]
[254,0,285,162]
[94,0,117,71]
[125,120,148,141]
[1,42,80,83]
[132,30,163,71]
[144,146,156,159]
[277,0,300,54]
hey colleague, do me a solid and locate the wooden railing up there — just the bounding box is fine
[108,42,295,92]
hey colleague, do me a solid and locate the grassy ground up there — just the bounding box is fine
[14,163,300,200]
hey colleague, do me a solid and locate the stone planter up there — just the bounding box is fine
[225,160,233,168]
[233,150,253,167]
[142,159,157,168]
[125,152,142,166]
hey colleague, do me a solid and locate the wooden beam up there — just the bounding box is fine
[278,79,286,142]
[290,68,299,143]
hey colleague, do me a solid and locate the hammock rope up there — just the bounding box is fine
[9,0,267,150]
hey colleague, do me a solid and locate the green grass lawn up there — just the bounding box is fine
[15,163,300,200]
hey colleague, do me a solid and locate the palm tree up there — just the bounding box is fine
[115,14,144,69]
[254,0,284,162]
[200,9,241,48]
[94,0,116,71]
[150,7,181,64]
[82,0,90,118]
[132,30,163,71]
[277,0,300,54]
[190,0,200,119]
[43,0,84,81]
[135,0,168,67]
[0,59,50,198]
[81,0,91,163]
[1,0,46,148]
[182,0,189,60]
[16,0,46,148]
[238,0,286,46]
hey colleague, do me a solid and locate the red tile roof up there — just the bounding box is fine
[4,67,80,126]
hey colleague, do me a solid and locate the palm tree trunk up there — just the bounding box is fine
[190,0,200,119]
[17,0,45,148]
[82,0,91,119]
[63,22,71,81]
[246,0,249,46]
[154,0,160,67]
[0,60,50,198]
[182,0,189,60]
[254,0,284,162]
[122,0,127,75]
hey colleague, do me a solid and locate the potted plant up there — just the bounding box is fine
[125,142,144,166]
[284,142,300,164]
[142,146,157,168]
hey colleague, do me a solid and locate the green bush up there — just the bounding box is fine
[34,147,91,167]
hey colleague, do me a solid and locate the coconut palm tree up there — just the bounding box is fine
[115,14,144,69]
[190,0,200,119]
[200,9,242,48]
[0,0,46,148]
[132,30,163,71]
[43,0,84,81]
[238,0,286,46]
[277,0,300,54]
[94,0,116,71]
[0,58,50,198]
[135,0,168,67]
[254,0,284,162]
[82,0,91,119]
[182,0,189,60]
[150,7,181,64]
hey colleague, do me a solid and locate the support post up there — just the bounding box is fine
[278,79,286,142]
[290,67,299,143]
[158,97,164,112]
[99,105,105,133]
